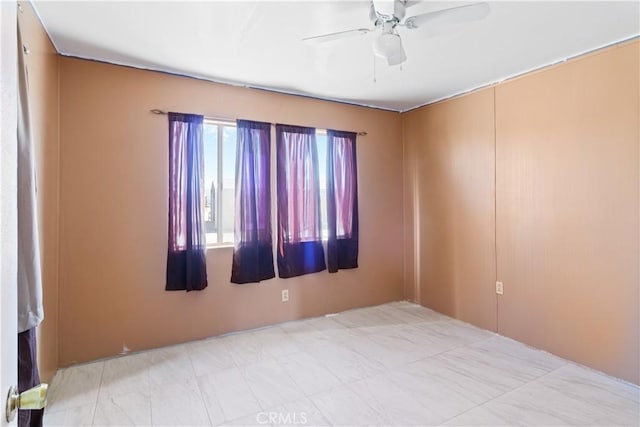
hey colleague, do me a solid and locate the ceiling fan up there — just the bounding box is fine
[303,0,490,66]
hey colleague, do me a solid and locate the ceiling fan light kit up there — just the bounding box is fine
[303,0,491,67]
[373,33,406,65]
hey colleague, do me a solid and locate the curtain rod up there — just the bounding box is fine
[150,109,367,136]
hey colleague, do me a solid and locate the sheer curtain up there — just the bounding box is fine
[17,21,44,427]
[276,124,326,278]
[326,130,359,272]
[166,112,208,291]
[231,120,275,284]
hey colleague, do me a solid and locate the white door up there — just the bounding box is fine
[0,0,18,425]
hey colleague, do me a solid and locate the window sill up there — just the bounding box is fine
[206,244,234,250]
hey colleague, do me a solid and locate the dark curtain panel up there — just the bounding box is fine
[231,120,275,284]
[166,113,208,291]
[326,130,359,272]
[276,124,326,278]
[18,329,43,427]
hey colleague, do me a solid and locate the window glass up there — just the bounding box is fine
[203,121,236,245]
[316,131,328,239]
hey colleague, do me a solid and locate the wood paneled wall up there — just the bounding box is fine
[495,41,639,384]
[403,40,639,385]
[403,89,497,332]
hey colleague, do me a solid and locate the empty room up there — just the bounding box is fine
[1,0,638,426]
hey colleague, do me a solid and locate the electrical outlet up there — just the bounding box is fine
[496,281,504,295]
[282,289,289,302]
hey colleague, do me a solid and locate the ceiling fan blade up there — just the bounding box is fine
[372,0,407,21]
[372,0,396,18]
[302,28,372,44]
[405,2,490,30]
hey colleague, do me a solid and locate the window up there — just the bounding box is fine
[203,120,236,246]
[201,123,347,248]
[316,130,329,240]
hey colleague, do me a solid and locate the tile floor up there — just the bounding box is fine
[44,302,640,426]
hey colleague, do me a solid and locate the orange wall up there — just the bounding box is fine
[18,2,59,383]
[495,41,639,385]
[57,57,404,366]
[402,89,497,331]
[403,40,639,384]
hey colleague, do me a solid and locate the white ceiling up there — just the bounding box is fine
[32,1,639,112]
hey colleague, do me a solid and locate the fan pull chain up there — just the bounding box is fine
[373,55,377,83]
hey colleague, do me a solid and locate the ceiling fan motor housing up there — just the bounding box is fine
[370,0,406,24]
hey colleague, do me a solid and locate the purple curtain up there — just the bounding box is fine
[276,124,326,278]
[231,120,275,284]
[18,329,43,427]
[166,113,208,291]
[326,130,359,272]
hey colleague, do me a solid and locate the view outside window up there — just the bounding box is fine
[203,124,328,246]
[203,121,236,245]
[316,131,329,240]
